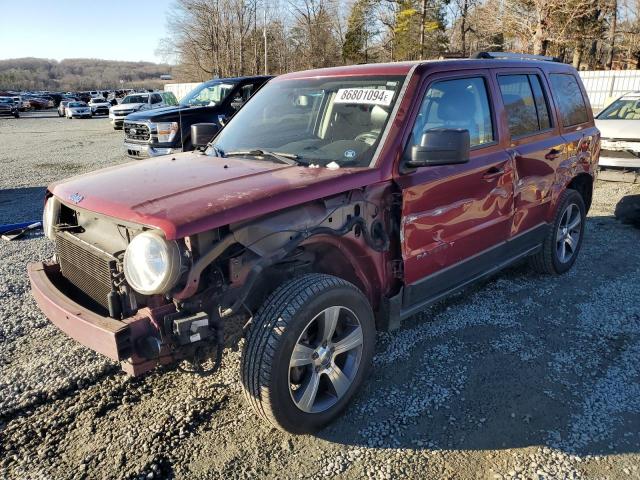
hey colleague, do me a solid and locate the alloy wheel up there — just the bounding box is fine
[289,306,364,414]
[556,203,582,263]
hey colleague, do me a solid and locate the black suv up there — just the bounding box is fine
[123,76,272,158]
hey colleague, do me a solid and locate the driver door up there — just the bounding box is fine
[395,72,515,307]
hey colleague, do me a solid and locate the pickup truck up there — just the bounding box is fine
[109,92,178,130]
[122,76,271,158]
[29,53,599,434]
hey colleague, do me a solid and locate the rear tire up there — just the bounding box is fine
[530,189,585,274]
[241,273,375,434]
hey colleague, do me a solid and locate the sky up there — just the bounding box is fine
[0,0,174,63]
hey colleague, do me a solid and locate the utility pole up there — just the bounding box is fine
[263,7,268,75]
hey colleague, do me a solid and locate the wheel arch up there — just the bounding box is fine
[567,172,594,214]
[301,237,384,311]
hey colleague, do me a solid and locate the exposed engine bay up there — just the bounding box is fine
[45,189,391,375]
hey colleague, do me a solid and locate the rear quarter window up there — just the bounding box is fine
[163,92,178,106]
[549,74,589,126]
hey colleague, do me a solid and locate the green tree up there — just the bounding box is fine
[393,0,447,60]
[342,0,373,63]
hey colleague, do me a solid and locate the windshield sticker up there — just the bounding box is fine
[344,149,357,159]
[334,88,394,106]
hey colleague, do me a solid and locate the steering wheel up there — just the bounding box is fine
[354,132,378,146]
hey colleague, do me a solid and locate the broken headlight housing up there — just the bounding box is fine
[42,196,60,240]
[123,231,182,295]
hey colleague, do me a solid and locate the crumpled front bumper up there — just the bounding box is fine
[599,140,640,168]
[27,262,179,376]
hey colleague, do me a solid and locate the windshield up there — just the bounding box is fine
[598,97,640,120]
[122,95,148,104]
[68,102,86,107]
[180,81,237,107]
[209,76,405,168]
[90,98,104,103]
[0,98,12,104]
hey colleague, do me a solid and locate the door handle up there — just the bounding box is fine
[545,148,561,160]
[482,166,504,179]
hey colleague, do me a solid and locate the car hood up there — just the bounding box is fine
[126,104,221,122]
[112,103,145,111]
[595,119,640,141]
[49,152,381,239]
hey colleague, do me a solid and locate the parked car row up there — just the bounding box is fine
[0,88,154,112]
[29,53,602,434]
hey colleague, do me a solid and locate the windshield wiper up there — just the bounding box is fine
[223,149,303,166]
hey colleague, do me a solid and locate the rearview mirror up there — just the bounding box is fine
[191,123,219,150]
[230,96,244,110]
[407,128,470,168]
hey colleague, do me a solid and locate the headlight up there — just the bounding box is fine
[154,122,179,143]
[42,196,60,240]
[123,231,182,295]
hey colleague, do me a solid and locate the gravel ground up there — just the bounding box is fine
[1,112,640,480]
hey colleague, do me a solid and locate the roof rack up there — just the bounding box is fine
[471,51,561,63]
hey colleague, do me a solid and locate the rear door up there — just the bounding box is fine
[396,71,515,305]
[493,69,564,237]
[547,72,598,187]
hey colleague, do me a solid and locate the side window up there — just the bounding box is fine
[498,74,551,138]
[410,77,494,149]
[163,92,178,106]
[549,74,589,126]
[240,84,254,102]
[151,93,163,104]
[528,75,551,130]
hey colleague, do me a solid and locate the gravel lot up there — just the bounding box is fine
[1,112,640,480]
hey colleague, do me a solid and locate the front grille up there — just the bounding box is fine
[55,231,116,309]
[114,109,134,117]
[124,122,151,141]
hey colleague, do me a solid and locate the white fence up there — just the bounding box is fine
[165,70,640,110]
[579,70,640,110]
[164,82,201,101]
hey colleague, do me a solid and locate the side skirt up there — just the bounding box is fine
[396,223,548,323]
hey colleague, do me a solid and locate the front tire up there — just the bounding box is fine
[241,273,375,434]
[530,189,586,274]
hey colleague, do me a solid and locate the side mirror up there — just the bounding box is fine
[407,128,470,168]
[191,123,219,150]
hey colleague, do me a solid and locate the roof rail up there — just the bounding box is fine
[471,51,561,63]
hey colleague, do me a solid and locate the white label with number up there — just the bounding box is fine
[334,88,394,106]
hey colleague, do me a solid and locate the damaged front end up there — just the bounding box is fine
[29,189,390,376]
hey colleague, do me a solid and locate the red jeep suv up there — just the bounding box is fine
[29,52,599,434]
